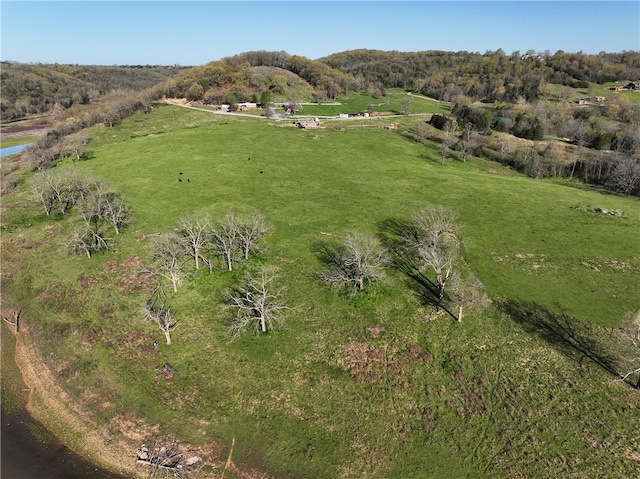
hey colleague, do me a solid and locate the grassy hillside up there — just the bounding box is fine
[2,103,639,478]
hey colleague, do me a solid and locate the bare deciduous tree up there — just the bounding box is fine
[458,122,476,163]
[401,97,412,115]
[210,212,240,271]
[237,211,270,260]
[438,119,458,165]
[28,170,128,233]
[68,226,112,258]
[449,271,483,322]
[28,168,78,216]
[69,184,118,257]
[179,214,211,270]
[2,309,21,332]
[149,233,189,293]
[60,130,90,161]
[28,170,57,216]
[144,300,177,346]
[405,206,461,306]
[610,156,640,196]
[102,191,130,234]
[444,118,458,141]
[419,243,456,305]
[318,232,388,294]
[439,141,451,165]
[619,312,640,389]
[412,120,432,143]
[224,265,289,339]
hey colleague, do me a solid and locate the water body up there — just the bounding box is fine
[0,144,28,157]
[1,407,128,479]
[1,326,128,479]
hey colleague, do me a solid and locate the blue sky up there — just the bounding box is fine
[1,1,638,65]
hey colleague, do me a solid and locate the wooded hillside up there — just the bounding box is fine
[0,62,185,121]
[320,49,640,102]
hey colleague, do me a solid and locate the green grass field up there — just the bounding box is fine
[2,103,639,478]
[297,89,450,116]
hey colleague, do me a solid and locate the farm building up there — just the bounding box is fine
[575,96,606,105]
[237,102,257,111]
[610,82,640,92]
[283,104,299,113]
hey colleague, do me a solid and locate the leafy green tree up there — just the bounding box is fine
[270,74,288,95]
[223,93,239,111]
[259,90,272,107]
[186,82,204,101]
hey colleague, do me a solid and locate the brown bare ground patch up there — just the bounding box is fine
[78,273,98,289]
[98,303,116,322]
[108,414,159,443]
[366,325,383,338]
[44,225,60,236]
[338,341,384,383]
[408,345,432,363]
[103,260,119,273]
[0,120,51,139]
[122,256,141,268]
[118,270,153,293]
[103,330,156,359]
[451,374,488,418]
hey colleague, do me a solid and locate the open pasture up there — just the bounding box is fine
[3,103,640,478]
[297,88,450,116]
[81,103,639,325]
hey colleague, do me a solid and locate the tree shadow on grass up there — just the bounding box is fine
[499,299,621,378]
[310,239,341,270]
[377,217,458,321]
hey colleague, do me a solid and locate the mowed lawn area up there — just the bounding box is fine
[4,103,639,479]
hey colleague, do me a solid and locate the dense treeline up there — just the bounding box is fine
[168,48,640,117]
[0,62,185,121]
[320,49,640,103]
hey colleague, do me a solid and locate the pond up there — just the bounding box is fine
[1,407,129,479]
[0,404,130,479]
[1,325,128,479]
[0,144,28,157]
